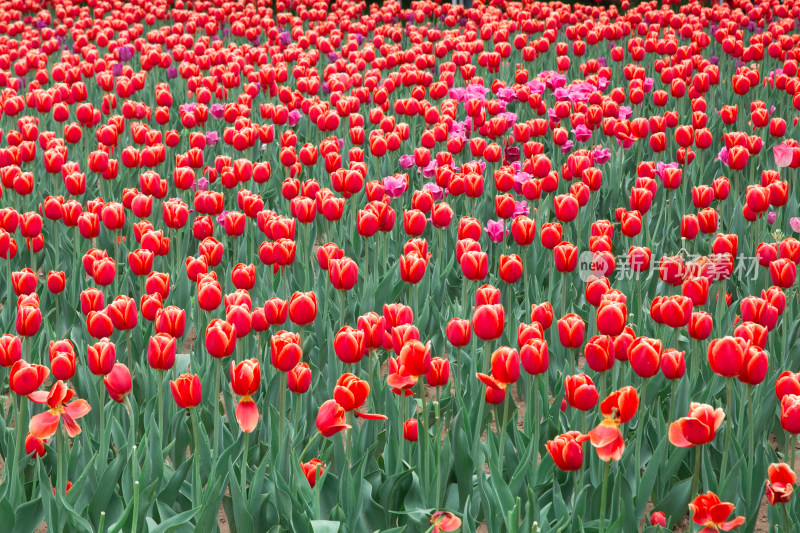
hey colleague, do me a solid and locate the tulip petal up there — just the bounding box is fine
[668,419,694,447]
[63,399,91,420]
[354,410,388,420]
[387,373,417,390]
[588,423,620,449]
[682,417,713,445]
[235,397,259,433]
[720,517,746,531]
[61,413,82,438]
[28,411,60,440]
[28,391,50,404]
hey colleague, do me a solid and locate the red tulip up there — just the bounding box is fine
[300,458,324,488]
[689,492,744,532]
[270,331,302,372]
[28,381,91,439]
[765,463,795,505]
[426,357,450,387]
[446,318,471,347]
[628,337,663,378]
[403,419,419,441]
[0,334,21,368]
[147,333,176,371]
[660,349,686,380]
[472,304,504,341]
[584,335,614,373]
[87,339,116,376]
[564,374,599,411]
[287,363,312,394]
[553,241,578,273]
[288,291,317,325]
[546,431,589,471]
[707,336,746,378]
[334,326,365,364]
[316,399,351,437]
[329,257,358,291]
[770,258,796,288]
[104,363,132,403]
[669,403,724,447]
[357,312,385,350]
[9,360,49,396]
[557,313,585,349]
[520,339,548,375]
[170,373,202,408]
[155,306,186,338]
[596,300,626,337]
[688,311,713,340]
[530,302,554,329]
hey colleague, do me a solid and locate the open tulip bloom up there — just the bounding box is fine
[4,0,800,531]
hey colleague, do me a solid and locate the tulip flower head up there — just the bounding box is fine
[430,511,461,533]
[689,492,744,532]
[230,359,261,433]
[765,463,795,505]
[316,399,351,437]
[546,431,589,471]
[588,387,639,461]
[28,381,91,440]
[669,403,725,447]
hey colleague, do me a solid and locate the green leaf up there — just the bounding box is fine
[89,453,125,523]
[58,490,94,533]
[193,462,229,533]
[310,520,341,533]
[0,498,15,531]
[635,437,666,519]
[226,461,254,532]
[10,498,42,533]
[158,458,193,507]
[653,477,691,526]
[148,507,200,533]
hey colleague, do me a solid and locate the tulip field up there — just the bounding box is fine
[7,0,800,530]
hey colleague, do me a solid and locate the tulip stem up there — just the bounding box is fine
[690,445,702,498]
[57,424,66,498]
[721,377,733,481]
[435,386,442,508]
[213,360,221,458]
[4,257,10,331]
[190,408,202,507]
[461,276,468,315]
[598,461,610,533]
[194,295,201,365]
[98,381,106,464]
[11,394,27,502]
[498,395,507,479]
[782,502,790,532]
[126,330,133,376]
[241,432,249,497]
[132,481,140,533]
[55,296,61,339]
[397,394,407,474]
[454,347,461,400]
[299,431,321,462]
[338,290,346,328]
[635,378,648,479]
[278,376,286,447]
[158,369,165,441]
[746,385,754,468]
[346,411,353,469]
[419,379,428,498]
